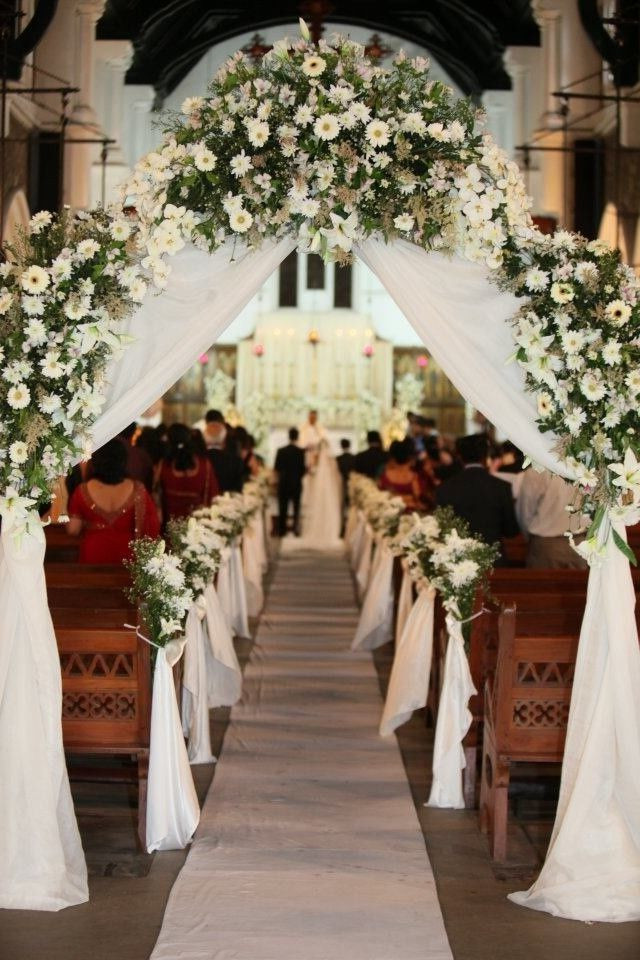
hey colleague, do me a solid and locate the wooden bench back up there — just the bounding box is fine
[57,623,151,751]
[488,607,578,761]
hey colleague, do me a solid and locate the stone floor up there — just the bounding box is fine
[1,551,638,960]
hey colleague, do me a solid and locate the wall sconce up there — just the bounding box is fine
[308,328,320,346]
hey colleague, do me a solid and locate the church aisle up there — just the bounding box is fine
[151,548,453,960]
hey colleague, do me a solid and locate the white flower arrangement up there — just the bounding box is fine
[126,537,194,648]
[166,514,225,599]
[400,506,498,638]
[348,473,406,545]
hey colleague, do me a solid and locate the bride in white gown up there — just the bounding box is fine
[301,441,343,548]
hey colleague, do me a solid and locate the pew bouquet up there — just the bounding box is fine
[167,516,225,600]
[126,537,193,648]
[401,507,498,644]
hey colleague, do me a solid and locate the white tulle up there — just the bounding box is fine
[146,637,200,853]
[380,585,435,737]
[427,614,476,811]
[182,606,216,765]
[203,583,242,708]
[352,540,394,652]
[217,542,250,639]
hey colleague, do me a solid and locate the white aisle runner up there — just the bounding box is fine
[151,550,453,960]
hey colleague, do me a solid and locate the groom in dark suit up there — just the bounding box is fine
[274,428,306,537]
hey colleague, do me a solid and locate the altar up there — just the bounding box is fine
[235,309,393,433]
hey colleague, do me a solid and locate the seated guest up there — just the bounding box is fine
[160,423,218,523]
[336,438,355,490]
[135,425,166,513]
[118,422,154,492]
[208,429,245,493]
[353,430,387,479]
[379,439,423,509]
[274,428,306,537]
[67,439,160,564]
[200,408,227,450]
[436,433,519,561]
[516,468,587,569]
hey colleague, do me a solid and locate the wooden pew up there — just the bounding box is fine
[479,606,578,861]
[45,523,81,562]
[50,580,151,848]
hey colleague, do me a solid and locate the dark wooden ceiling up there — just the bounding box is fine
[97,1,540,105]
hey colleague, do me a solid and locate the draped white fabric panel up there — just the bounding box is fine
[182,606,216,765]
[395,565,414,647]
[146,637,200,853]
[217,543,250,639]
[356,239,565,476]
[242,519,265,618]
[354,524,374,602]
[92,238,295,449]
[203,583,242,708]
[509,523,640,921]
[379,586,435,737]
[352,540,394,652]
[0,521,88,911]
[427,615,476,811]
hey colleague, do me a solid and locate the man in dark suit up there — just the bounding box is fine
[336,438,356,535]
[353,430,387,479]
[435,434,519,562]
[274,428,306,537]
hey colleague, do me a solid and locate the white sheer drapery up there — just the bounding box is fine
[217,542,250,639]
[426,614,476,810]
[395,563,414,646]
[146,636,200,852]
[242,515,265,618]
[182,606,216,765]
[354,523,374,601]
[380,585,435,737]
[352,540,394,652]
[203,583,242,708]
[2,235,638,919]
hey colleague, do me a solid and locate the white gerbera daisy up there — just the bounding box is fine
[109,219,131,242]
[39,393,62,414]
[537,391,555,417]
[22,295,45,316]
[29,211,53,234]
[602,339,622,366]
[194,148,217,172]
[229,208,254,233]
[230,151,253,177]
[402,112,427,135]
[625,369,640,394]
[314,114,340,141]
[580,371,607,402]
[181,96,204,116]
[605,299,632,326]
[393,214,415,232]
[76,239,100,260]
[25,318,47,345]
[524,268,549,292]
[9,440,28,464]
[301,55,326,77]
[550,281,574,304]
[366,119,391,148]
[20,265,50,295]
[7,383,30,409]
[246,120,269,148]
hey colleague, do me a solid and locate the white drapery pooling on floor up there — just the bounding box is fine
[352,538,395,652]
[1,236,638,919]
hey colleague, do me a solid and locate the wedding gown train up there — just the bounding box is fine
[299,445,343,549]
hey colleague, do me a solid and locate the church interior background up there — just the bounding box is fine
[4,0,640,454]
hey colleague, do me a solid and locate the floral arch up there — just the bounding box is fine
[1,27,639,922]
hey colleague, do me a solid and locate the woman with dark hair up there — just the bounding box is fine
[159,422,218,523]
[66,438,160,563]
[378,438,423,509]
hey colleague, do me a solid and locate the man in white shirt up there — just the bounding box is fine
[516,468,587,568]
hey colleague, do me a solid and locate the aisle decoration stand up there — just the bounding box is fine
[1,23,639,920]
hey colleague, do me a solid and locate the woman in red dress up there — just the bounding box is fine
[67,439,161,564]
[378,439,423,510]
[159,423,218,524]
